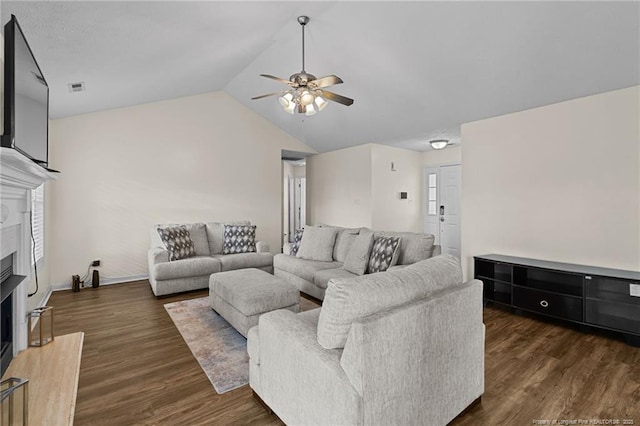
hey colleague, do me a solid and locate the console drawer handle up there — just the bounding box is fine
[540,300,549,308]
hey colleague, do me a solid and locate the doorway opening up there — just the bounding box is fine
[282,150,311,248]
[423,164,461,259]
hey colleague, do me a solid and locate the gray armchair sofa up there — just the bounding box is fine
[248,255,485,425]
[147,221,273,296]
[274,226,441,300]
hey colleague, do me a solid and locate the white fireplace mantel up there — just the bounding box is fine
[1,147,58,355]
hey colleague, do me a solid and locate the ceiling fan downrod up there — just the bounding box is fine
[298,15,309,73]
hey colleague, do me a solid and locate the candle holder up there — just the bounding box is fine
[0,377,29,426]
[28,306,54,347]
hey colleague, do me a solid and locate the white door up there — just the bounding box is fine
[439,165,461,259]
[294,177,306,231]
[423,164,461,259]
[288,177,295,242]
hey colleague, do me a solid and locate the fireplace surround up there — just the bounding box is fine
[0,147,57,375]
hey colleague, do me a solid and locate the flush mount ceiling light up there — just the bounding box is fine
[251,16,354,116]
[429,139,449,150]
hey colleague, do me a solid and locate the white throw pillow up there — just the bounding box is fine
[296,226,338,262]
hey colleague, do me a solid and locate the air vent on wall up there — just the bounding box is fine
[67,82,85,93]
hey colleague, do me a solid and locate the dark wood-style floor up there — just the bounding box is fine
[49,281,640,425]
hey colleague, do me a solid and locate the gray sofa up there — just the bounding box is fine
[147,221,273,296]
[248,254,485,425]
[274,226,441,300]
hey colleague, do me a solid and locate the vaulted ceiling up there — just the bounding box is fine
[3,1,639,153]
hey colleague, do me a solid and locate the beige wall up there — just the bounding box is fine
[49,91,313,285]
[307,143,423,231]
[371,144,423,232]
[461,86,640,279]
[422,145,462,166]
[307,144,373,228]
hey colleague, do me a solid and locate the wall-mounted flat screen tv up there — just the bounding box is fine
[2,14,49,167]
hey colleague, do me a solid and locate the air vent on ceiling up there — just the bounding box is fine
[67,82,85,93]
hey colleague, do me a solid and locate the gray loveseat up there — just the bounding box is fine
[147,221,273,296]
[248,255,485,425]
[274,225,441,300]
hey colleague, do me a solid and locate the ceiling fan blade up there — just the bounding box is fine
[311,75,343,89]
[251,92,281,100]
[321,90,354,106]
[259,74,293,85]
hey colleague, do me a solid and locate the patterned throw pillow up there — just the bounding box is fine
[290,229,304,256]
[367,236,401,274]
[157,225,196,261]
[223,225,257,254]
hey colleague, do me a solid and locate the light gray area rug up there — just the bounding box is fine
[164,297,248,394]
[165,296,319,394]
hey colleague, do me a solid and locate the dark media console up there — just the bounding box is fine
[475,254,640,346]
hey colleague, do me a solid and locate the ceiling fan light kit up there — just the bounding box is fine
[252,16,354,116]
[429,139,449,150]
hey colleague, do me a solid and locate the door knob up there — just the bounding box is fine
[440,217,445,222]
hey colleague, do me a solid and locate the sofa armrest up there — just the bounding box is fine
[387,264,409,272]
[256,241,270,253]
[148,247,169,266]
[282,242,293,255]
[254,310,361,425]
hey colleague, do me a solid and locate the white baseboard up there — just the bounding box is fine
[51,274,149,292]
[37,286,53,308]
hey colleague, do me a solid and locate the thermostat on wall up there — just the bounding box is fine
[400,192,408,199]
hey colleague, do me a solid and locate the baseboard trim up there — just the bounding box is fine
[38,286,53,308]
[51,274,149,292]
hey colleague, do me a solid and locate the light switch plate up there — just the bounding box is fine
[630,283,640,297]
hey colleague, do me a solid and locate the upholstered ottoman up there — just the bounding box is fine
[209,268,300,338]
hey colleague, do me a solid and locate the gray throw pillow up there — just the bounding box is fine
[296,226,337,262]
[367,236,401,273]
[157,225,196,261]
[222,225,256,254]
[343,231,374,275]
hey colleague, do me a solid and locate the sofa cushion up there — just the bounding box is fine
[313,268,358,290]
[209,269,299,316]
[156,225,197,261]
[367,236,401,274]
[206,221,251,255]
[274,254,342,282]
[154,256,221,280]
[332,228,360,262]
[375,232,435,265]
[296,226,338,262]
[212,253,274,272]
[317,254,462,349]
[343,231,374,276]
[290,229,304,256]
[222,224,257,254]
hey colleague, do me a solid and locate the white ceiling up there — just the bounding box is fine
[3,1,639,153]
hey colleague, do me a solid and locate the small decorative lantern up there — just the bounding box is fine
[0,377,29,425]
[28,306,54,347]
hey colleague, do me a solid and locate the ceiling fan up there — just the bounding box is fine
[252,15,354,116]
